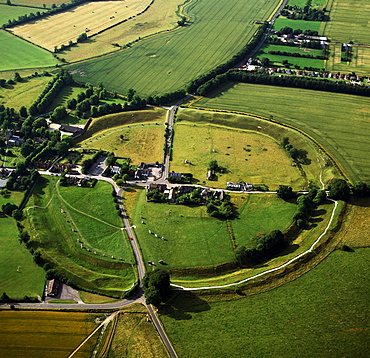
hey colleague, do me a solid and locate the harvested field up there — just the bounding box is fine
[0,311,99,358]
[10,0,152,51]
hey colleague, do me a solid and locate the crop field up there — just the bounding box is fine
[0,191,45,299]
[273,17,321,33]
[192,83,370,183]
[65,0,281,97]
[322,0,370,45]
[160,248,370,357]
[171,121,306,189]
[10,0,152,51]
[326,44,370,75]
[79,122,165,164]
[126,188,296,271]
[25,176,136,295]
[62,0,182,62]
[175,108,326,187]
[0,30,57,71]
[108,309,169,358]
[0,311,100,358]
[0,75,50,109]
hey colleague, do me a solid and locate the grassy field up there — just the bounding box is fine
[125,188,296,271]
[322,0,370,45]
[326,43,370,75]
[45,84,85,112]
[160,248,370,357]
[11,0,153,51]
[107,308,170,358]
[0,190,45,299]
[1,0,65,7]
[0,311,100,358]
[62,0,181,62]
[25,176,136,296]
[78,122,165,164]
[0,75,50,109]
[273,17,322,33]
[175,108,327,188]
[0,30,57,71]
[192,83,370,183]
[65,0,281,97]
[0,3,43,25]
[171,121,306,189]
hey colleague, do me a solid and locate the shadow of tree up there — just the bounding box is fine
[159,291,211,320]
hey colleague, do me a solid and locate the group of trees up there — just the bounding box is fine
[267,50,326,60]
[206,196,235,218]
[280,137,308,164]
[235,230,288,267]
[281,1,329,22]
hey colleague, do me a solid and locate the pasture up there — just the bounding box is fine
[326,44,370,75]
[78,122,165,164]
[0,190,45,299]
[125,188,296,271]
[62,0,182,62]
[25,176,136,295]
[0,30,57,71]
[192,83,370,183]
[322,0,370,45]
[0,75,50,109]
[0,311,99,358]
[175,108,326,187]
[171,121,306,189]
[107,308,170,358]
[273,17,321,33]
[65,0,281,97]
[2,0,65,7]
[160,248,370,357]
[10,0,153,51]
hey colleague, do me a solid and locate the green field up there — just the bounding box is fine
[0,30,57,71]
[0,75,50,109]
[322,0,370,44]
[128,188,296,271]
[160,248,370,358]
[175,108,327,187]
[65,0,281,97]
[0,191,45,299]
[0,311,99,358]
[0,3,42,25]
[171,121,306,189]
[192,83,370,183]
[25,176,136,296]
[273,17,322,33]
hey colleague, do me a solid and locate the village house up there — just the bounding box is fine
[46,279,60,297]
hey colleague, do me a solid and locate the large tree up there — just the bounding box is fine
[328,179,350,200]
[142,269,170,306]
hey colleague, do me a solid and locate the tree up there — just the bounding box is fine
[14,72,21,82]
[276,185,294,200]
[127,88,136,102]
[142,269,170,306]
[328,179,350,200]
[19,106,28,118]
[0,292,10,303]
[352,181,368,197]
[208,160,218,171]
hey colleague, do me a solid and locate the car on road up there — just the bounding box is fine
[129,237,133,240]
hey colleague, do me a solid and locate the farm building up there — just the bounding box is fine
[46,279,60,296]
[227,182,241,190]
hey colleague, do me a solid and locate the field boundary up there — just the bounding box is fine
[188,103,351,183]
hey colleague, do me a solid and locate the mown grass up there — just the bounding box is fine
[160,248,370,358]
[273,17,322,33]
[175,108,326,187]
[0,75,50,109]
[0,311,100,358]
[108,310,170,358]
[78,290,120,304]
[125,188,296,271]
[65,0,280,96]
[0,30,57,71]
[62,0,181,63]
[192,83,370,183]
[322,0,370,45]
[11,0,152,51]
[171,120,306,189]
[78,122,165,164]
[0,191,45,299]
[25,176,136,295]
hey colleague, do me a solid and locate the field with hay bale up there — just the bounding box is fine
[10,0,153,51]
